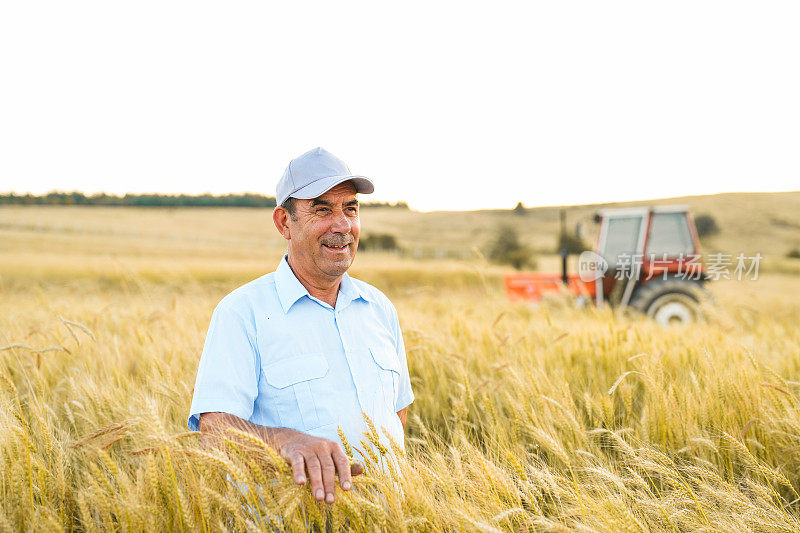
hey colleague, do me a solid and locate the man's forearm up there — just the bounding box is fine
[198,411,302,452]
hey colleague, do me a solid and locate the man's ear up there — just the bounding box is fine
[272,207,291,240]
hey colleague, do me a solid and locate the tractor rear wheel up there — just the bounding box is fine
[629,278,708,326]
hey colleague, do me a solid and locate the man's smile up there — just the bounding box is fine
[321,235,354,253]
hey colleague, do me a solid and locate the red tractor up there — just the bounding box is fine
[504,206,711,325]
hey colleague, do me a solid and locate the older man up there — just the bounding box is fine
[188,147,414,505]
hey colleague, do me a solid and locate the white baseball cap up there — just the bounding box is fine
[276,147,374,206]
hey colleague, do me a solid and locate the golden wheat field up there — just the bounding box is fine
[2,204,800,532]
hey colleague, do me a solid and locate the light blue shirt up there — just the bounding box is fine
[188,255,414,460]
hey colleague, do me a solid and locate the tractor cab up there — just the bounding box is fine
[504,205,711,325]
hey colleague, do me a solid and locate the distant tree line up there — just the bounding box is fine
[0,192,409,209]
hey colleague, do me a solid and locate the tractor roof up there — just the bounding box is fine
[597,205,690,218]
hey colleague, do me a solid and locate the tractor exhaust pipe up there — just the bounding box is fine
[559,209,568,285]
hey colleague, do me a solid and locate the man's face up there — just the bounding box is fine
[285,181,360,280]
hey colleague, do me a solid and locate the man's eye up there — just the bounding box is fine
[317,208,330,214]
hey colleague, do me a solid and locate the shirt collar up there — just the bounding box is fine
[339,269,371,307]
[274,255,371,313]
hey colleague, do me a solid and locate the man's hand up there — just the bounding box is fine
[276,430,364,504]
[198,412,362,504]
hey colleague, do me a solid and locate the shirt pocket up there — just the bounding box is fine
[262,353,331,431]
[369,346,401,412]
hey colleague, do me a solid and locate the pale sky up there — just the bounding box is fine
[1,1,798,211]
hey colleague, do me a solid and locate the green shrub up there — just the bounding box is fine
[359,233,401,252]
[488,225,536,270]
[694,214,720,237]
[557,232,588,254]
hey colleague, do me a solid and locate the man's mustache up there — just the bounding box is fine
[321,235,354,246]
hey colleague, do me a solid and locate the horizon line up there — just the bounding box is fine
[2,188,799,213]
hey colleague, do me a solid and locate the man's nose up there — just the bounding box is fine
[330,210,351,233]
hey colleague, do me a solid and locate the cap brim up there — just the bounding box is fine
[290,175,374,200]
